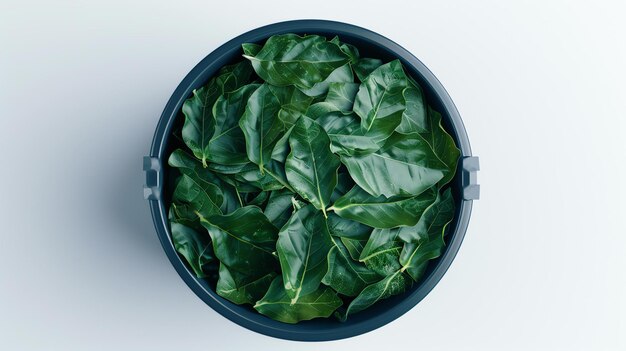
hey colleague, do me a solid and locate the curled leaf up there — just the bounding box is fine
[243,34,350,89]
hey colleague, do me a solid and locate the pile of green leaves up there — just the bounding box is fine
[167,34,460,323]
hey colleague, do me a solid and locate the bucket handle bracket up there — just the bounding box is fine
[462,156,480,200]
[143,156,162,201]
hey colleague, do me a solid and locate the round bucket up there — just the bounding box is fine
[143,19,479,341]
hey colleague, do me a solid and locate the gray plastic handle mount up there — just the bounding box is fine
[143,156,162,201]
[462,156,480,200]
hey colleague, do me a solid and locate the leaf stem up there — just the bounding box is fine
[291,197,302,210]
[234,187,243,207]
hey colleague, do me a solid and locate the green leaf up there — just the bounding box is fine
[422,107,461,186]
[396,80,427,134]
[353,58,383,81]
[291,197,308,211]
[276,205,333,302]
[338,270,412,321]
[397,189,455,243]
[264,160,296,192]
[285,116,341,215]
[269,85,313,128]
[340,237,368,261]
[330,186,437,228]
[216,264,276,305]
[239,84,285,172]
[246,191,269,207]
[299,64,353,97]
[172,174,223,218]
[208,83,259,165]
[215,61,255,94]
[169,204,200,231]
[271,126,293,163]
[199,206,278,278]
[340,132,447,197]
[215,172,260,194]
[241,43,261,56]
[233,162,285,191]
[317,112,381,156]
[327,212,372,239]
[322,237,380,296]
[239,84,312,172]
[263,188,296,228]
[169,148,240,213]
[240,191,259,203]
[324,82,360,112]
[359,228,403,276]
[353,60,408,145]
[182,62,253,166]
[243,34,350,89]
[254,276,343,323]
[181,83,219,168]
[306,101,345,120]
[330,171,355,202]
[171,221,214,278]
[330,36,359,63]
[206,162,250,175]
[399,189,455,281]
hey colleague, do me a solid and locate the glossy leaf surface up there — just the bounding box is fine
[208,84,259,165]
[172,174,223,219]
[171,221,214,278]
[263,188,296,228]
[396,80,427,134]
[216,264,276,305]
[269,85,312,128]
[359,228,402,276]
[340,132,447,197]
[181,82,219,167]
[324,82,360,112]
[276,205,333,302]
[317,112,381,156]
[200,206,278,278]
[330,36,359,63]
[331,186,437,228]
[353,60,408,145]
[285,116,340,214]
[239,84,286,172]
[399,189,455,281]
[168,149,239,213]
[254,276,342,323]
[338,270,412,320]
[326,212,372,239]
[322,237,380,296]
[243,34,350,89]
[182,62,253,166]
[299,64,353,97]
[341,237,368,261]
[353,58,383,81]
[422,107,461,186]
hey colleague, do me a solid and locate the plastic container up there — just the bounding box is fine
[144,20,479,341]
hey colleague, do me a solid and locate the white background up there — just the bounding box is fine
[1,1,625,350]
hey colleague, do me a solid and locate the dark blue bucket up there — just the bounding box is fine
[143,19,479,341]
